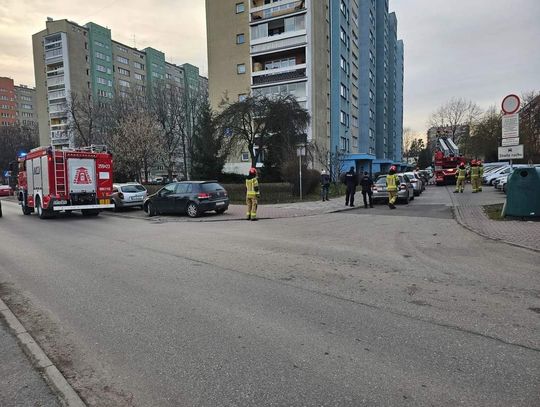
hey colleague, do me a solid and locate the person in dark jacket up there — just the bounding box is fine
[343,166,358,207]
[360,171,374,208]
[320,170,331,201]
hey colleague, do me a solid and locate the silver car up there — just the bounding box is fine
[403,172,423,196]
[111,183,147,211]
[372,174,414,204]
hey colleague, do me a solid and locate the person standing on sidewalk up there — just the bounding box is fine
[454,162,467,193]
[386,166,399,209]
[360,171,374,208]
[320,170,331,201]
[343,166,358,207]
[246,167,260,221]
[477,160,484,192]
[470,160,480,193]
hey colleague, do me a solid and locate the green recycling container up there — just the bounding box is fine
[504,167,540,218]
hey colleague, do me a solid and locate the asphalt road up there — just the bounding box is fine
[0,187,538,407]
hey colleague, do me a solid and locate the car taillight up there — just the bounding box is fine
[198,193,210,199]
[223,191,228,197]
[372,186,377,191]
[400,184,407,190]
[118,192,124,199]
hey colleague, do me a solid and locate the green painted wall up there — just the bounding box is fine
[86,22,114,100]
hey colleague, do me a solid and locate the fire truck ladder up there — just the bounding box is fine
[53,151,66,195]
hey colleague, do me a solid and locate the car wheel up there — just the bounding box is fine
[112,198,120,212]
[0,203,2,218]
[215,208,227,214]
[146,202,157,217]
[186,202,199,218]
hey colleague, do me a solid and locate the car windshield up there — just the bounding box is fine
[200,183,224,192]
[375,176,387,185]
[121,185,146,193]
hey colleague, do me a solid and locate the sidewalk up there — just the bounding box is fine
[448,186,540,252]
[0,317,61,407]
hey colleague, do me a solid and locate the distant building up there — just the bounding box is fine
[0,77,37,127]
[519,94,540,162]
[205,0,404,175]
[32,18,207,148]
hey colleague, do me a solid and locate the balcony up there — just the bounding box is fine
[251,0,306,22]
[251,33,307,54]
[252,65,306,86]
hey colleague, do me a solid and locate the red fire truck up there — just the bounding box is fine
[434,137,467,186]
[17,146,114,218]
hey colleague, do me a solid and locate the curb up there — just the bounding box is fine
[446,188,540,253]
[0,298,86,407]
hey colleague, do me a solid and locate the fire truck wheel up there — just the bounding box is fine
[35,198,51,219]
[0,203,3,218]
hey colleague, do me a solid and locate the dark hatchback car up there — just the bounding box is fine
[144,181,229,218]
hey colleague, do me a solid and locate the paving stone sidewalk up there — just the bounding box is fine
[0,317,61,407]
[448,186,540,252]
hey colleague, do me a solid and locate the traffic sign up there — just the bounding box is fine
[501,94,520,115]
[498,145,524,160]
[501,137,520,147]
[502,113,519,138]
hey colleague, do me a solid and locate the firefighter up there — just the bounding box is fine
[454,162,466,193]
[470,160,480,193]
[477,160,484,192]
[386,166,399,209]
[246,167,260,221]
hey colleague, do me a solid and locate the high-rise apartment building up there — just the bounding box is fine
[0,77,38,127]
[33,18,208,148]
[206,0,404,174]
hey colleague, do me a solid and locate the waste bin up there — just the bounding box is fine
[503,167,540,218]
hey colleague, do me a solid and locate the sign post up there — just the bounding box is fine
[499,94,522,164]
[297,146,306,201]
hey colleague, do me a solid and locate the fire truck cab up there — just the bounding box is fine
[17,146,114,219]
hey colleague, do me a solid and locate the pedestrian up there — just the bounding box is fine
[360,171,374,208]
[386,165,399,209]
[477,160,484,192]
[470,160,480,193]
[320,170,330,201]
[245,167,260,221]
[454,162,466,193]
[343,166,358,207]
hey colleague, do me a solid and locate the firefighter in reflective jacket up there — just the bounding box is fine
[454,162,467,193]
[477,160,484,192]
[470,160,480,193]
[386,166,399,209]
[246,167,260,221]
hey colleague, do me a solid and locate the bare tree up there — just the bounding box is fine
[310,142,346,182]
[429,97,482,143]
[520,90,540,163]
[67,90,111,146]
[402,127,414,163]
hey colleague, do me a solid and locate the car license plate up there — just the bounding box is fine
[130,196,143,201]
[216,201,225,206]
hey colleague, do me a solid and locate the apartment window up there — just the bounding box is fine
[118,79,130,88]
[118,67,130,76]
[237,63,246,74]
[95,40,104,48]
[369,90,374,101]
[340,27,346,43]
[117,56,129,65]
[136,84,146,92]
[264,57,296,70]
[134,73,145,81]
[235,2,245,13]
[352,116,358,128]
[369,129,374,139]
[340,110,346,125]
[340,83,347,99]
[241,152,250,162]
[236,33,245,44]
[133,61,144,70]
[340,137,347,151]
[117,44,129,53]
[340,0,346,15]
[340,56,346,72]
[96,77,107,85]
[96,64,106,73]
[95,51,109,61]
[238,93,247,101]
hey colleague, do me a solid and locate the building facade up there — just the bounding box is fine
[0,77,37,127]
[33,18,207,148]
[206,0,404,175]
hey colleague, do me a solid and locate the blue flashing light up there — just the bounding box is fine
[18,151,27,158]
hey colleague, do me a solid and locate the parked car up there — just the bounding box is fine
[110,183,147,210]
[403,172,423,196]
[494,174,508,191]
[372,174,413,204]
[144,181,229,218]
[0,185,13,196]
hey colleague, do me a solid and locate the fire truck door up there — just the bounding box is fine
[41,156,49,196]
[26,160,34,193]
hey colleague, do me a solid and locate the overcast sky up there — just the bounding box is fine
[1,0,538,134]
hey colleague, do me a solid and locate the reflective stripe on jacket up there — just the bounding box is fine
[457,168,466,178]
[386,174,399,191]
[246,177,259,197]
[470,167,479,177]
